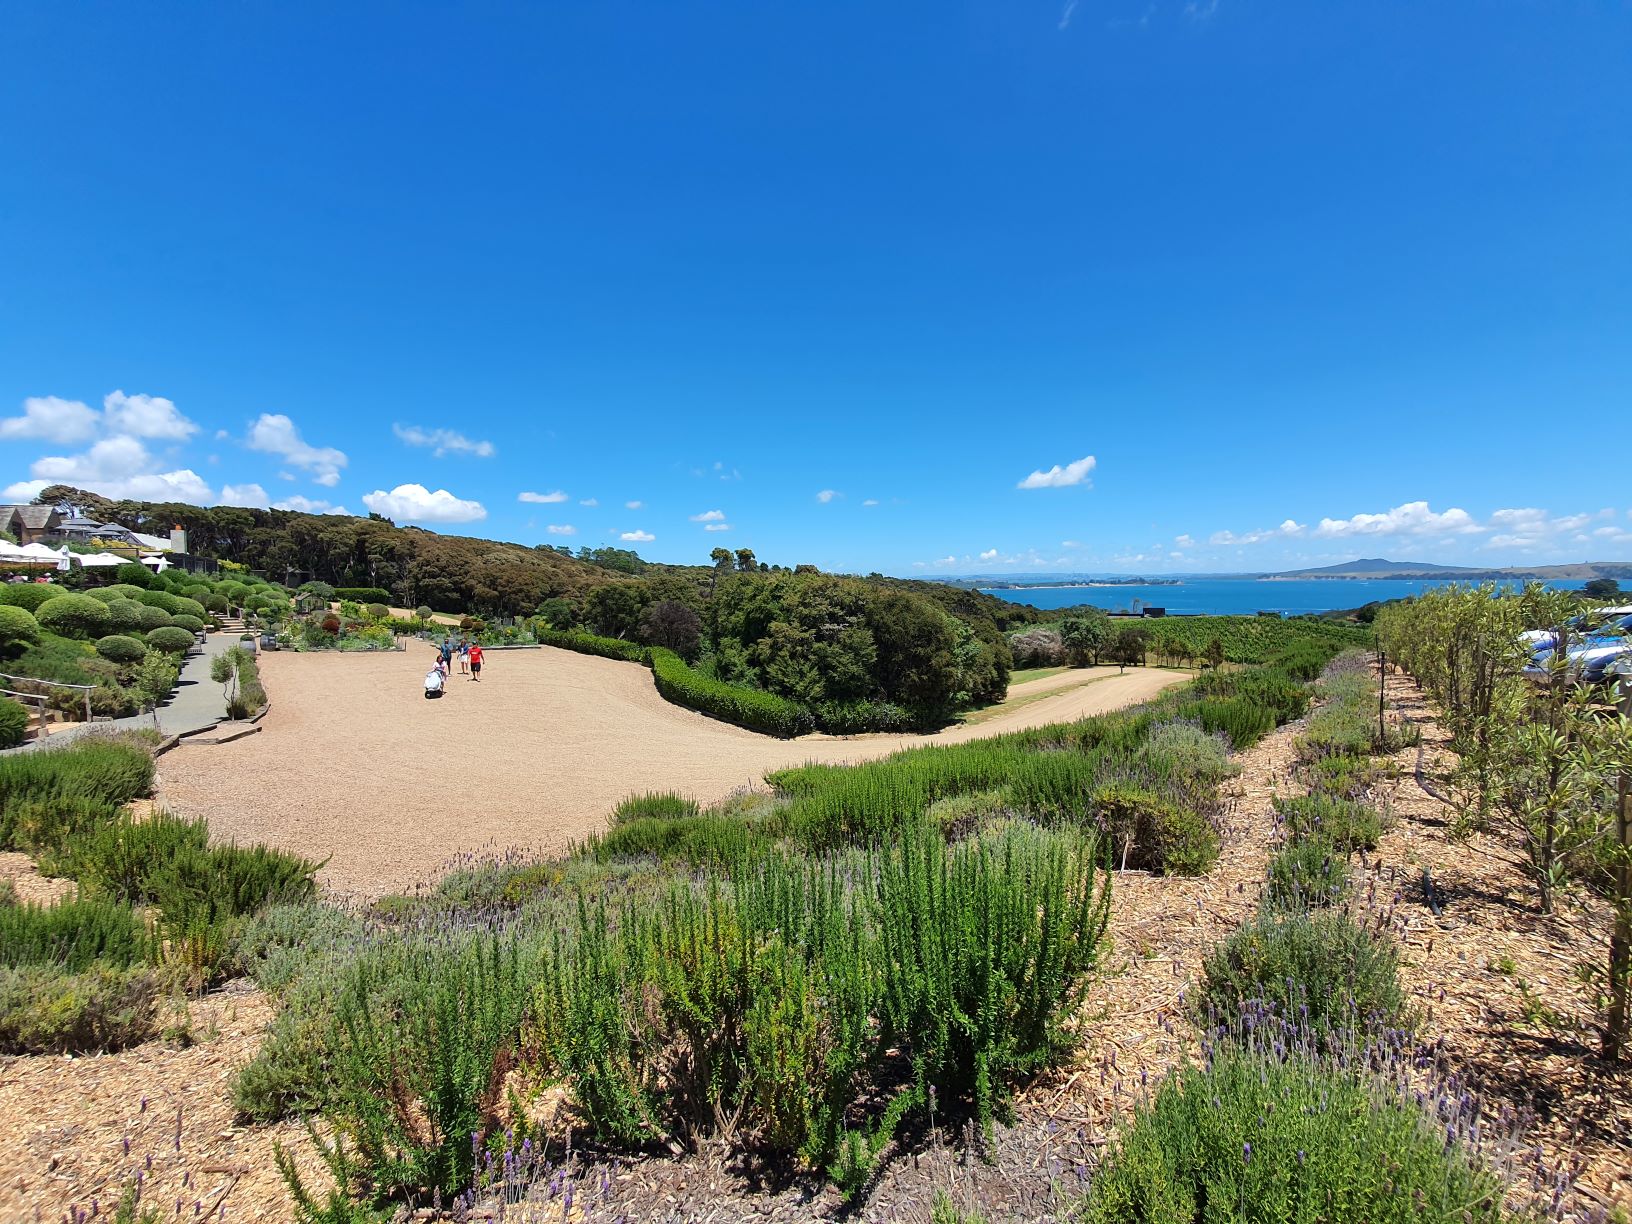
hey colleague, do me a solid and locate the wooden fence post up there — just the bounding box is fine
[1605,676,1632,1061]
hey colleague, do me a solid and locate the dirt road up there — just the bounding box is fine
[157,647,1184,897]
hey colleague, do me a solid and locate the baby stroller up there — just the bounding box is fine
[424,666,446,699]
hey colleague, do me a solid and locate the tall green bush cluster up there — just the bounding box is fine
[651,646,814,736]
[534,823,1109,1188]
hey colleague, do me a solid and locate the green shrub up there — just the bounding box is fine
[1192,695,1277,749]
[1198,909,1406,1036]
[101,597,148,634]
[0,963,158,1054]
[114,563,154,588]
[364,602,389,620]
[167,613,206,635]
[1265,835,1352,911]
[171,596,207,622]
[0,895,152,972]
[539,628,651,664]
[315,932,538,1203]
[95,634,148,664]
[37,594,113,640]
[1093,782,1220,875]
[812,699,914,734]
[610,791,700,824]
[0,603,41,651]
[589,811,772,869]
[64,809,210,902]
[1079,1046,1512,1224]
[334,586,392,604]
[203,593,229,614]
[0,584,62,612]
[137,589,183,615]
[1275,793,1385,852]
[0,696,28,748]
[132,650,181,709]
[146,625,195,655]
[135,603,172,632]
[652,647,815,737]
[415,605,433,621]
[0,739,154,852]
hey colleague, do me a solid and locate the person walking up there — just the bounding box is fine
[457,638,470,675]
[439,636,454,673]
[468,641,484,681]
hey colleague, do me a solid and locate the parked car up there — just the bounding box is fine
[1524,637,1632,685]
[1520,606,1632,648]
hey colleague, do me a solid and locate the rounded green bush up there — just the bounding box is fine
[113,563,154,588]
[37,594,113,640]
[102,584,148,603]
[203,593,229,614]
[135,604,172,632]
[168,614,205,635]
[94,634,149,665]
[145,626,196,655]
[0,584,61,612]
[136,590,182,616]
[365,602,389,620]
[415,605,433,621]
[1265,835,1351,911]
[1199,909,1406,1036]
[102,598,148,634]
[0,604,41,652]
[0,695,29,747]
[171,596,207,622]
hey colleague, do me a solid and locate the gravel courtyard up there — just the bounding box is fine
[157,644,1184,898]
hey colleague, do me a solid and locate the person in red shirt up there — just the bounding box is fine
[468,642,484,681]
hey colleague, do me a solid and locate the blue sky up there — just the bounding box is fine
[1,2,1628,575]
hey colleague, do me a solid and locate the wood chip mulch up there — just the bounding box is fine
[1363,673,1632,1217]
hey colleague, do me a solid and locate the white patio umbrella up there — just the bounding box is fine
[76,552,126,568]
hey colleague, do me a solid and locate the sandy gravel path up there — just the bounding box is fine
[157,647,1184,898]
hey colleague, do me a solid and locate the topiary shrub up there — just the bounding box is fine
[320,612,341,635]
[101,597,147,634]
[134,603,171,632]
[136,589,182,616]
[1198,909,1407,1037]
[203,593,229,614]
[171,596,207,622]
[0,604,41,653]
[0,584,61,612]
[94,634,148,665]
[365,602,389,620]
[0,696,29,748]
[415,605,433,621]
[146,626,196,655]
[37,594,113,640]
[167,613,205,635]
[114,563,154,588]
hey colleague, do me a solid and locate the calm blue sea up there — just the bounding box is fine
[979,578,1577,617]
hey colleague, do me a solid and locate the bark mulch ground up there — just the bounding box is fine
[1366,673,1632,1218]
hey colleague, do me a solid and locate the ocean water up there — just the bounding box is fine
[979,578,1579,617]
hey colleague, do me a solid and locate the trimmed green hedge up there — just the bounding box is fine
[334,587,392,604]
[539,628,651,664]
[540,629,814,737]
[651,647,815,737]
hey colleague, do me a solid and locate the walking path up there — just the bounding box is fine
[24,633,237,749]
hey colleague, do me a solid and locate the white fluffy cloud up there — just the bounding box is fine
[393,424,495,458]
[816,489,839,503]
[273,495,351,515]
[103,391,197,441]
[545,524,576,535]
[0,396,100,444]
[620,529,655,542]
[978,548,1000,561]
[362,483,486,523]
[1174,534,1195,548]
[24,435,215,504]
[690,509,726,522]
[247,414,348,486]
[626,500,643,510]
[220,482,271,509]
[862,499,879,508]
[1313,501,1477,539]
[704,523,731,532]
[579,498,599,507]
[519,490,568,504]
[1017,455,1095,490]
[1211,519,1306,547]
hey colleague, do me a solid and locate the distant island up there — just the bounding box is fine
[936,557,1632,589]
